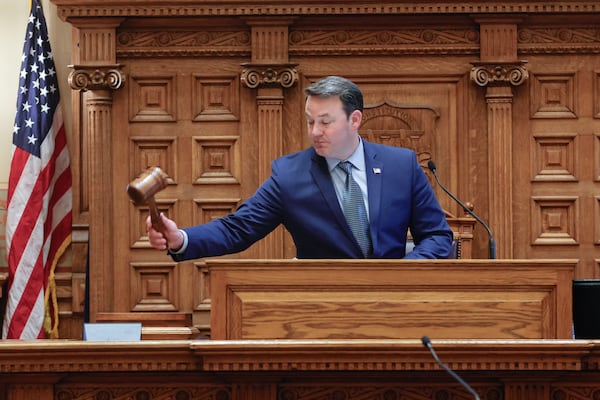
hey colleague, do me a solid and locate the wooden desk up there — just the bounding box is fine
[207,259,577,340]
[0,339,599,400]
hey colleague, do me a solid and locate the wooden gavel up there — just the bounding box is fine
[127,166,168,235]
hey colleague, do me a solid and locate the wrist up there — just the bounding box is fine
[168,229,184,252]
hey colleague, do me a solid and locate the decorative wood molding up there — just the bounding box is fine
[290,27,480,56]
[52,2,600,19]
[0,339,585,373]
[519,26,600,54]
[116,30,251,58]
[240,64,299,89]
[116,26,481,58]
[68,65,126,91]
[470,61,529,87]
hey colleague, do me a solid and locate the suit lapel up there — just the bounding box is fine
[364,141,383,251]
[310,151,356,242]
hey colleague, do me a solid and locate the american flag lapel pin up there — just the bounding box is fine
[373,168,381,174]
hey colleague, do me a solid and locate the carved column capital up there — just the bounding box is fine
[240,63,298,89]
[470,61,528,88]
[68,65,126,91]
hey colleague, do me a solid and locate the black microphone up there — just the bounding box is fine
[421,336,480,400]
[427,160,496,259]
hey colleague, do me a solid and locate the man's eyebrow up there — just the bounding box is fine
[308,112,332,119]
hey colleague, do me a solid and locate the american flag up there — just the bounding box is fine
[3,0,72,339]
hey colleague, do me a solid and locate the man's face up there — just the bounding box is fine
[305,95,362,160]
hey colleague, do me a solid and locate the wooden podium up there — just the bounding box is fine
[207,259,577,340]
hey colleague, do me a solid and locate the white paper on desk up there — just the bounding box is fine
[83,322,142,341]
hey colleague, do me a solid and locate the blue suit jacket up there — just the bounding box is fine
[176,140,453,260]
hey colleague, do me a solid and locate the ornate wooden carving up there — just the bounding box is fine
[470,61,528,87]
[360,101,438,166]
[289,27,480,55]
[519,26,600,54]
[240,64,299,89]
[68,65,125,91]
[116,29,251,58]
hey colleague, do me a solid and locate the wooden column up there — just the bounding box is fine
[471,17,528,259]
[67,18,125,320]
[241,18,298,258]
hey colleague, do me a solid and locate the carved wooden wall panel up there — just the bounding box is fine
[530,72,577,119]
[531,196,579,246]
[44,0,600,338]
[111,57,251,332]
[513,40,600,276]
[531,133,577,182]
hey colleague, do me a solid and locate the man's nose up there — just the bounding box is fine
[309,125,321,136]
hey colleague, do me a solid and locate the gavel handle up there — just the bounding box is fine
[148,197,167,235]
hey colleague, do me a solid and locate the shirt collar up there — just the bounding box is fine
[326,137,366,173]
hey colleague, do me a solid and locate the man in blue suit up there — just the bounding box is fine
[147,76,453,259]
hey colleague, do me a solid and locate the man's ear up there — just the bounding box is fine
[350,109,363,129]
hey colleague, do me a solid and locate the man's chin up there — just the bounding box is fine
[313,145,329,157]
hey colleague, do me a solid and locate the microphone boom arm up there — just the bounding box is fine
[421,336,481,400]
[428,161,497,259]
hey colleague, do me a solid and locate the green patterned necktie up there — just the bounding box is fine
[337,161,372,257]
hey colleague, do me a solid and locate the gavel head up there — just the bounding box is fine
[127,166,168,205]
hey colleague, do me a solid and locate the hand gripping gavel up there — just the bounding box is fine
[127,166,168,235]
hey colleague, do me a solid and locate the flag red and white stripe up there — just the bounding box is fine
[3,0,72,339]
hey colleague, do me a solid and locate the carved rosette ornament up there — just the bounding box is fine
[240,64,298,89]
[68,65,126,91]
[470,61,528,87]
